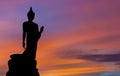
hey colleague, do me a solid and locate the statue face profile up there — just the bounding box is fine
[27,7,35,21]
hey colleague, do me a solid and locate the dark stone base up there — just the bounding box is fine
[6,54,40,76]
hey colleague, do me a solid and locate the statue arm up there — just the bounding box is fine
[22,23,26,48]
[38,26,44,39]
[40,26,44,33]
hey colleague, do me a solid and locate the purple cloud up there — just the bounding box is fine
[54,49,120,62]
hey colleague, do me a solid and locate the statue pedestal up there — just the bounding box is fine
[6,54,39,76]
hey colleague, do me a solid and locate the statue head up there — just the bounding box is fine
[27,7,35,21]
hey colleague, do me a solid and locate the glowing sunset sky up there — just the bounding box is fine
[0,0,120,76]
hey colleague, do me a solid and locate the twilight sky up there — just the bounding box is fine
[0,0,120,76]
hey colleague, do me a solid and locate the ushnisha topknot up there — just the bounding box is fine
[27,7,35,17]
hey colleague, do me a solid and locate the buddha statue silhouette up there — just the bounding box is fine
[22,7,44,59]
[6,7,43,76]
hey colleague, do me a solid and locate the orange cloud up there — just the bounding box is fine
[40,65,118,76]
